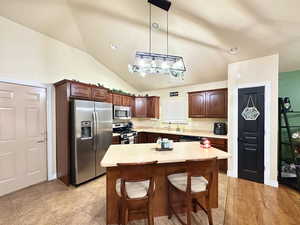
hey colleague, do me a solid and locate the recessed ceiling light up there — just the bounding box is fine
[228,47,239,55]
[110,44,118,50]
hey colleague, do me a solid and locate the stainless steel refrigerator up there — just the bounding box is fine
[71,99,112,185]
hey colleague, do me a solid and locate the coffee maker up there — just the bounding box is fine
[213,122,227,135]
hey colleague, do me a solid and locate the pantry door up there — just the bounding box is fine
[0,82,47,196]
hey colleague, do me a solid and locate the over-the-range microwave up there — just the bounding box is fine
[113,105,131,120]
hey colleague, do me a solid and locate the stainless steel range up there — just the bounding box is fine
[113,122,137,144]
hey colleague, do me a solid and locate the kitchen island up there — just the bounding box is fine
[101,142,230,225]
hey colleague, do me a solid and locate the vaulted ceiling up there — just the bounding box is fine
[0,0,300,91]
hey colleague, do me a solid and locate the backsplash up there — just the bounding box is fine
[132,118,227,132]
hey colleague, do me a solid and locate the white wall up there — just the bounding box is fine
[0,16,136,93]
[227,54,279,186]
[133,80,228,131]
[0,16,138,180]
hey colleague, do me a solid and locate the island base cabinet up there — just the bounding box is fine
[105,161,219,225]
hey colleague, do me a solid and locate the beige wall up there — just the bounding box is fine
[228,54,279,186]
[0,16,137,93]
[0,16,137,180]
[133,80,228,131]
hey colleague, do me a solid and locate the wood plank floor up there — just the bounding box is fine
[0,174,299,225]
[225,177,300,225]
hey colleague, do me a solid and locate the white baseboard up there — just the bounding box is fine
[48,173,57,181]
[227,170,278,188]
[265,179,279,188]
[227,170,237,178]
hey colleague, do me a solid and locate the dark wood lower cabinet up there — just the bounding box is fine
[208,138,228,172]
[112,136,121,145]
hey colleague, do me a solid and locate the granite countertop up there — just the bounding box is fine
[133,127,228,139]
[101,142,230,167]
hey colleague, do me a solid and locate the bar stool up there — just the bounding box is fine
[167,157,217,225]
[116,161,158,225]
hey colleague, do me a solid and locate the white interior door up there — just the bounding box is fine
[0,82,47,196]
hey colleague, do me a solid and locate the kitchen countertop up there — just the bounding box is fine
[112,133,120,137]
[133,127,228,139]
[101,142,230,167]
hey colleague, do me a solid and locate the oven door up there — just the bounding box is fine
[114,106,131,120]
[121,136,136,144]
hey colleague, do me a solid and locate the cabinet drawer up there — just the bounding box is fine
[70,83,91,99]
[207,137,227,145]
[92,88,108,102]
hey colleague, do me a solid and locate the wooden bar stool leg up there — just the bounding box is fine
[206,197,213,225]
[167,184,172,219]
[148,201,154,225]
[192,199,197,213]
[186,197,192,225]
[121,206,128,225]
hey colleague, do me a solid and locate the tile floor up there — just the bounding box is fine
[0,174,228,225]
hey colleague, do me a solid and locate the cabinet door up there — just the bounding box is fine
[130,97,135,117]
[147,97,160,118]
[205,89,227,118]
[137,132,148,143]
[188,92,206,117]
[112,94,122,105]
[208,138,228,172]
[135,97,147,117]
[122,95,131,107]
[70,83,92,99]
[112,136,120,145]
[106,93,113,103]
[92,87,108,102]
[147,133,160,143]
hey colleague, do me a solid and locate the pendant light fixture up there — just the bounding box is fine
[128,0,186,80]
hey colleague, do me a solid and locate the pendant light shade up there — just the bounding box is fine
[128,1,186,80]
[128,52,186,80]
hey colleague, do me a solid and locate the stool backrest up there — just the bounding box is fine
[185,157,218,193]
[117,161,158,198]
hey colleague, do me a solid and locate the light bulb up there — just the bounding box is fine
[161,61,169,69]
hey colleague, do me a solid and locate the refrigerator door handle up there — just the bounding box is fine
[92,111,97,151]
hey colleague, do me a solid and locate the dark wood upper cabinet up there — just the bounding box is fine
[188,92,206,118]
[205,89,227,118]
[70,83,92,99]
[122,95,131,107]
[188,88,227,118]
[106,92,113,103]
[92,87,108,102]
[135,97,148,118]
[112,94,123,106]
[130,96,135,117]
[134,96,160,118]
[147,97,160,119]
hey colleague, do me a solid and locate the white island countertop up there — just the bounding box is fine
[101,142,230,167]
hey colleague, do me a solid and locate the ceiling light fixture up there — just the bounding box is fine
[128,0,186,80]
[228,47,239,55]
[110,44,118,50]
[152,22,160,31]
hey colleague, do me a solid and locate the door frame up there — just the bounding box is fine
[229,81,277,187]
[0,77,56,181]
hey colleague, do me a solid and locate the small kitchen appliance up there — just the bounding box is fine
[213,122,227,135]
[113,105,131,121]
